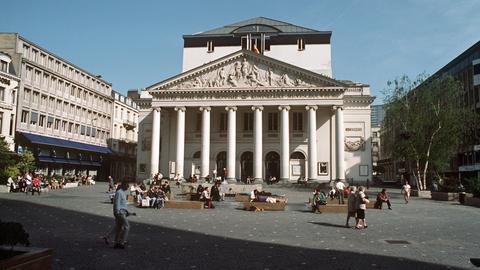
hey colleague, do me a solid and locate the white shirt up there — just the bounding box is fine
[201,190,210,200]
[336,181,345,191]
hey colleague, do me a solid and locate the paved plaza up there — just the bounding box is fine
[0,184,479,270]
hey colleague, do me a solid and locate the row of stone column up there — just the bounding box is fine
[150,105,345,182]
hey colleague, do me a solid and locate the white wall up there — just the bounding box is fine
[182,46,241,72]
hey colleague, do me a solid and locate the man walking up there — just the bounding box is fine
[113,181,130,249]
[335,179,346,204]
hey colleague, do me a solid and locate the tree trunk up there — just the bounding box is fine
[423,123,442,191]
[416,159,424,190]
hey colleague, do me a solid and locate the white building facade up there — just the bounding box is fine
[0,52,20,151]
[136,18,374,183]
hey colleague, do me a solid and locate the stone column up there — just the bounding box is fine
[279,105,290,182]
[175,106,186,179]
[306,106,318,181]
[252,106,264,182]
[335,106,345,180]
[199,106,211,181]
[226,106,237,182]
[150,108,161,176]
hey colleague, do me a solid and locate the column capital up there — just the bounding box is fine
[225,106,237,112]
[174,106,186,112]
[305,105,318,111]
[199,106,211,112]
[333,105,344,111]
[153,107,162,112]
[278,105,291,111]
[251,106,264,111]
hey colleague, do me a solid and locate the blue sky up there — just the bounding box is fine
[2,0,479,104]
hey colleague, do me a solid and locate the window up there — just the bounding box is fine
[0,60,7,72]
[80,125,86,135]
[21,110,29,123]
[47,116,54,128]
[62,121,67,132]
[30,112,38,125]
[32,91,39,104]
[373,132,378,138]
[11,90,15,104]
[474,64,480,75]
[297,38,305,51]
[9,114,13,135]
[41,95,47,106]
[219,113,228,131]
[207,41,214,52]
[31,49,38,62]
[75,124,79,134]
[91,128,96,137]
[39,115,45,127]
[268,112,279,131]
[243,112,253,131]
[24,88,31,101]
[54,119,60,130]
[0,112,3,133]
[86,126,91,136]
[68,122,73,133]
[0,87,4,101]
[292,112,303,131]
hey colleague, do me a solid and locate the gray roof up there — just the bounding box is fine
[191,17,321,36]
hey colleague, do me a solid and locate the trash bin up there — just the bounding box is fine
[459,192,466,204]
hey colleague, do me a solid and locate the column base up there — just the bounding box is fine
[280,178,290,184]
[308,178,318,182]
[226,177,237,184]
[254,178,263,183]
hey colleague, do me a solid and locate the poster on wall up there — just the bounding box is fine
[318,162,328,175]
[359,165,369,176]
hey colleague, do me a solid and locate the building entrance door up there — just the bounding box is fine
[216,151,227,179]
[240,151,253,183]
[265,151,280,181]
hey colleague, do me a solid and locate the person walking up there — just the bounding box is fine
[107,176,115,192]
[112,181,131,249]
[402,181,411,204]
[335,179,346,204]
[345,186,357,227]
[355,186,369,229]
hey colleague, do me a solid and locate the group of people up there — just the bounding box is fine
[195,180,229,208]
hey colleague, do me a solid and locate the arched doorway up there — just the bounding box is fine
[191,151,201,177]
[240,151,253,182]
[265,151,280,180]
[216,151,227,178]
[290,151,306,180]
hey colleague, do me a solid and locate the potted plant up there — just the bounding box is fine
[0,220,53,269]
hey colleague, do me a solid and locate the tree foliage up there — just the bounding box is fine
[0,137,16,184]
[383,74,477,190]
[18,150,36,175]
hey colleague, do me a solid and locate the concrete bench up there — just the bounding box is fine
[235,194,287,203]
[243,202,286,211]
[63,183,79,188]
[165,201,204,209]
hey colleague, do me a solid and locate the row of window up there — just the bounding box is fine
[114,105,138,123]
[23,64,112,114]
[206,37,306,53]
[0,60,8,73]
[195,112,304,132]
[22,42,110,95]
[20,110,110,140]
[23,88,111,129]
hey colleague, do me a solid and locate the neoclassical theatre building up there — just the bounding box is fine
[135,17,374,183]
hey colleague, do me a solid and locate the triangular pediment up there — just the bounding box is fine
[147,50,347,93]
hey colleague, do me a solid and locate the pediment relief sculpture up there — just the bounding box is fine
[345,137,365,152]
[170,57,321,90]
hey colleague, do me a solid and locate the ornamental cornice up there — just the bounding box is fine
[343,95,376,104]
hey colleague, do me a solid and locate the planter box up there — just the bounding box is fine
[0,247,53,270]
[411,190,431,199]
[0,186,9,193]
[465,197,480,208]
[431,192,459,201]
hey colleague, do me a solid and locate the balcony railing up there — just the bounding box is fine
[123,120,137,130]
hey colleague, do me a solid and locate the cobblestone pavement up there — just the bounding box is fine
[1,184,479,270]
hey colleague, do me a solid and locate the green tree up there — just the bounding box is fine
[18,150,36,175]
[383,74,477,190]
[0,137,16,184]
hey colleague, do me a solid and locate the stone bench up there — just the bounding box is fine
[63,183,79,188]
[243,202,286,211]
[235,193,287,203]
[165,201,204,209]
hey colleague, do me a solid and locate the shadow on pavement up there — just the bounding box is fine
[0,198,463,270]
[308,221,349,229]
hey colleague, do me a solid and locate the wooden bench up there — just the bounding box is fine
[243,202,286,211]
[165,201,204,209]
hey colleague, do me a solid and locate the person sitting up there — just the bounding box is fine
[147,186,158,208]
[328,186,336,200]
[250,189,259,202]
[154,189,166,209]
[375,188,392,210]
[200,186,213,208]
[211,182,221,201]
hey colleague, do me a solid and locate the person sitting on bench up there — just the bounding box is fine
[374,188,392,210]
[200,186,214,208]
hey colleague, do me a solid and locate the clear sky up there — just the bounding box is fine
[2,0,479,104]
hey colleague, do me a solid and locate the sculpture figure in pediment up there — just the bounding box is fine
[227,74,238,87]
[193,77,203,88]
[218,67,227,86]
[234,61,242,79]
[241,58,250,79]
[281,73,293,86]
